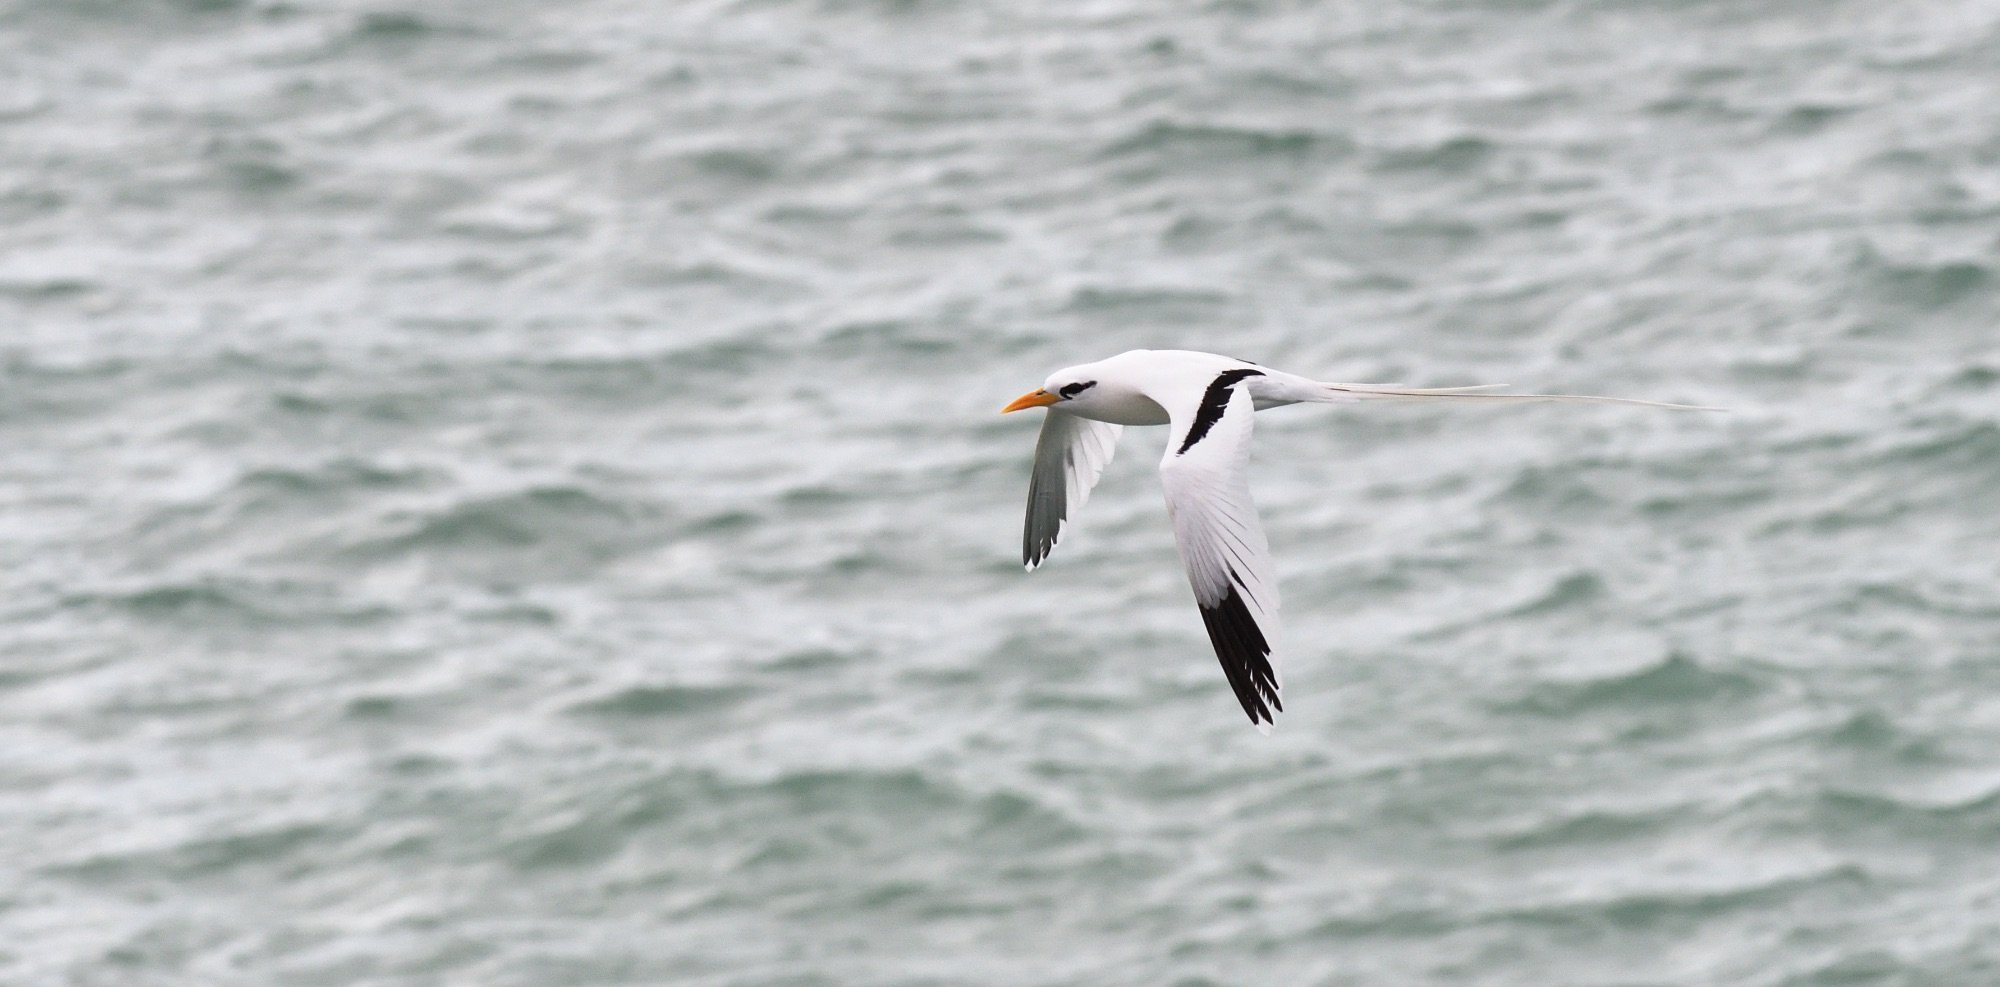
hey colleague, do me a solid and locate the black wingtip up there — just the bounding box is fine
[1198,582,1280,727]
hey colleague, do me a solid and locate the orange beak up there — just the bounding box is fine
[1001,389,1061,414]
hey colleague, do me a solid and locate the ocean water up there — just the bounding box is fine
[3,0,1999,984]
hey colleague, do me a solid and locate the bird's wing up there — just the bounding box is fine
[1023,411,1123,570]
[1156,371,1283,732]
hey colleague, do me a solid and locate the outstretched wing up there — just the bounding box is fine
[1023,411,1123,569]
[1157,373,1282,732]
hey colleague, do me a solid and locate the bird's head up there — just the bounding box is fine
[1001,370,1100,414]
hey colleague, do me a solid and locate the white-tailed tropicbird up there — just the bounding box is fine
[1002,349,1717,733]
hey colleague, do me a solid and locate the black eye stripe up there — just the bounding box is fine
[1058,381,1096,398]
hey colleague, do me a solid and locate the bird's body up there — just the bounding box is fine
[1002,349,1715,733]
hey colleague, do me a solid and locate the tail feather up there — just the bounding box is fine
[1316,381,1723,411]
[1323,382,1514,395]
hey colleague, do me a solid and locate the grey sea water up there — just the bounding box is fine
[3,1,1999,984]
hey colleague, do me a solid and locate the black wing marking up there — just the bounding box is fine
[1199,582,1282,727]
[1176,369,1264,455]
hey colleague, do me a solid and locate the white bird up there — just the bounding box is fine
[1001,349,1717,733]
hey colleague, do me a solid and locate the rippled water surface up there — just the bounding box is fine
[4,1,2000,984]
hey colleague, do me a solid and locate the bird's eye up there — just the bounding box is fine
[1058,381,1097,399]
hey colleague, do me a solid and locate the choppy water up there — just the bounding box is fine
[4,1,1999,984]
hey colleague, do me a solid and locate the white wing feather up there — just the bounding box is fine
[1023,411,1123,570]
[1157,381,1283,733]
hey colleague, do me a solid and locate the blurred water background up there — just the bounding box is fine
[3,1,1999,984]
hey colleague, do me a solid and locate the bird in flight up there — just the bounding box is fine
[1001,349,1716,733]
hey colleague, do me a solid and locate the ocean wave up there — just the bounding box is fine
[499,766,1089,878]
[339,486,650,568]
[566,684,755,719]
[817,318,962,355]
[1635,483,1772,519]
[1487,864,1871,932]
[49,820,341,884]
[1487,461,1620,514]
[1497,571,1606,620]
[1812,785,2000,836]
[339,9,490,49]
[1834,581,2000,621]
[1497,652,1764,717]
[1851,248,1992,309]
[1100,119,1350,163]
[1779,952,1925,987]
[1368,135,1497,174]
[229,459,437,501]
[1409,570,1608,642]
[740,768,1077,841]
[505,812,634,872]
[0,273,96,302]
[1487,805,1685,852]
[1065,284,1237,314]
[64,577,394,627]
[1822,709,1945,764]
[1304,906,1462,940]
[1878,419,2000,474]
[477,342,789,409]
[1933,363,1998,393]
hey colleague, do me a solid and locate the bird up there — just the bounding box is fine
[1001,349,1717,733]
